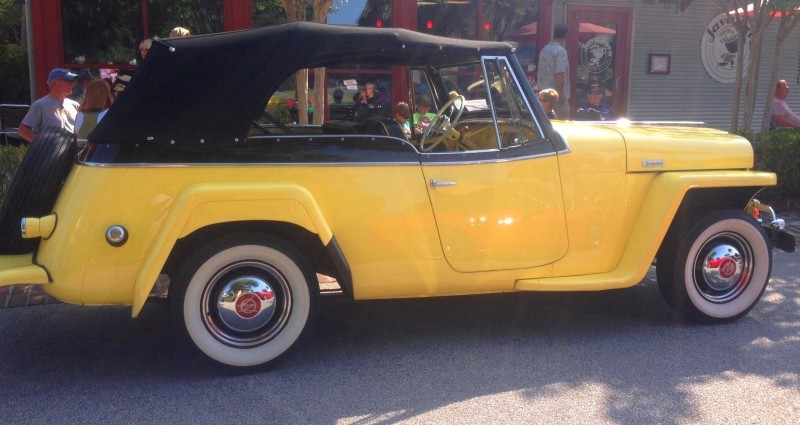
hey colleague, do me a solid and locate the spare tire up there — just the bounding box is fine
[0,127,76,254]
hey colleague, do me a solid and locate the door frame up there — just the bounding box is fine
[566,5,634,118]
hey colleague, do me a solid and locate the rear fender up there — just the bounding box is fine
[131,183,332,317]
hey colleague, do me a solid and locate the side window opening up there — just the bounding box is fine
[482,58,543,149]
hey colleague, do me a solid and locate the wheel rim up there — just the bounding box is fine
[201,261,292,347]
[693,232,753,303]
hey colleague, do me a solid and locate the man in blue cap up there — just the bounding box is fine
[19,68,81,143]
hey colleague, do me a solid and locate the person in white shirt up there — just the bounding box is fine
[772,79,800,128]
[537,23,570,119]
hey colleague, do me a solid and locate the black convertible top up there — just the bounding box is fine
[90,22,514,146]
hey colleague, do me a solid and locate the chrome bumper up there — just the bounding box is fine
[748,199,796,253]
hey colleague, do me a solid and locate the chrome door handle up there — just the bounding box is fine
[430,179,457,190]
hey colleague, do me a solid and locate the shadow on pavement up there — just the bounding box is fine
[1,255,798,423]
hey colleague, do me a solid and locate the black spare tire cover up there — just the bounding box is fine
[0,127,76,254]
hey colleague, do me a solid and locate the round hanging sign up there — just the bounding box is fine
[701,12,750,83]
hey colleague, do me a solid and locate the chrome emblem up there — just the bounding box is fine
[235,293,262,319]
[718,257,737,279]
[642,160,664,168]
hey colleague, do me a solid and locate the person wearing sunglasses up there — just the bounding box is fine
[577,84,615,121]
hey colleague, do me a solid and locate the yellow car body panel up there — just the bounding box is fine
[618,124,755,172]
[0,254,49,286]
[421,154,568,272]
[34,162,518,312]
[7,124,778,317]
[550,124,629,275]
[516,170,777,291]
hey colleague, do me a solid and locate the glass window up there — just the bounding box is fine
[147,0,224,38]
[62,0,223,67]
[482,0,539,87]
[262,71,318,125]
[62,0,143,65]
[327,70,392,121]
[414,0,540,87]
[420,58,540,152]
[483,57,542,148]
[328,0,392,27]
[255,0,392,28]
[417,0,475,39]
[253,0,291,28]
[419,61,498,152]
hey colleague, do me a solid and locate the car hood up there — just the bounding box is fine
[555,122,754,172]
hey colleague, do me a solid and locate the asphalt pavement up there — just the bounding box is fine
[0,249,799,424]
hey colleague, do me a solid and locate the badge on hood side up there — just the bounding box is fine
[642,160,664,168]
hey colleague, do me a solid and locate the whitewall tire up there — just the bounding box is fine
[657,210,772,323]
[171,236,317,367]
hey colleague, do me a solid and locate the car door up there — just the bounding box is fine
[421,57,568,273]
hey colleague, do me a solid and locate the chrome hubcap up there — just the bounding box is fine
[694,232,753,303]
[217,276,277,333]
[201,261,292,347]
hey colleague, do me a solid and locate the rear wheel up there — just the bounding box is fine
[657,210,771,323]
[170,234,318,367]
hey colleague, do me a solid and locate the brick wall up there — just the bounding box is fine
[0,285,58,308]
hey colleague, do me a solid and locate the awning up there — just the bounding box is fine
[505,22,616,43]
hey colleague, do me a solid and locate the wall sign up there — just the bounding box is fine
[701,12,750,83]
[581,37,614,74]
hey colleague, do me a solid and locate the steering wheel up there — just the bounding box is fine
[419,94,466,153]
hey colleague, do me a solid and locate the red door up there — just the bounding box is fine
[566,5,633,120]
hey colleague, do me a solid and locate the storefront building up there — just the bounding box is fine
[28,0,800,130]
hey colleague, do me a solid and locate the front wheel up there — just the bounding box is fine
[170,235,318,367]
[657,210,772,323]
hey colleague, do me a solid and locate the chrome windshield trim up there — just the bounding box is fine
[481,55,546,141]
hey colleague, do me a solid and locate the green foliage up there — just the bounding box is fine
[264,103,291,124]
[147,0,224,38]
[254,0,289,27]
[61,0,143,64]
[481,0,539,40]
[0,144,26,207]
[61,0,224,64]
[754,129,800,198]
[0,0,23,43]
[0,43,29,103]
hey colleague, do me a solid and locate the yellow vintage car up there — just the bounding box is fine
[0,22,794,367]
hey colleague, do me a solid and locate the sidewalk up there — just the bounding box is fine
[781,211,800,241]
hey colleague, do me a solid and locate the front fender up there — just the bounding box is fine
[131,183,332,317]
[515,170,776,291]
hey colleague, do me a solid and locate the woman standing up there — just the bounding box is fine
[75,80,113,139]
